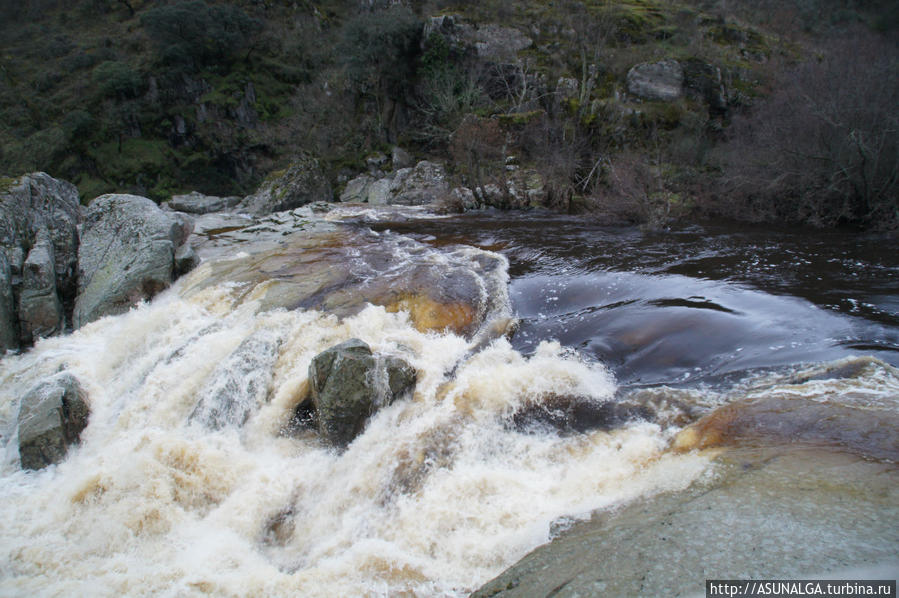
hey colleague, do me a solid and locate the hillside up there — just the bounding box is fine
[1,0,896,228]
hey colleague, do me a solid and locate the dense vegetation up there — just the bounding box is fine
[1,0,896,229]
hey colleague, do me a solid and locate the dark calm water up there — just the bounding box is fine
[367,211,899,387]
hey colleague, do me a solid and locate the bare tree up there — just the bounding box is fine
[717,30,898,228]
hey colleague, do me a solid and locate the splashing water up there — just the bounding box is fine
[0,208,711,597]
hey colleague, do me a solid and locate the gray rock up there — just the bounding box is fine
[366,177,394,206]
[0,173,81,347]
[0,251,17,353]
[423,16,531,62]
[365,152,388,172]
[389,160,449,206]
[170,212,194,247]
[339,174,374,203]
[309,339,416,448]
[473,24,532,61]
[472,446,899,597]
[626,59,684,102]
[17,372,89,470]
[0,173,80,298]
[189,330,282,429]
[239,154,332,216]
[18,233,64,344]
[391,146,413,170]
[74,194,183,328]
[174,243,199,277]
[451,187,479,211]
[167,191,241,214]
[506,169,546,208]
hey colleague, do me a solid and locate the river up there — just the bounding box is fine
[1,205,896,596]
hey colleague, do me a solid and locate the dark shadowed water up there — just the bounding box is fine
[366,211,899,387]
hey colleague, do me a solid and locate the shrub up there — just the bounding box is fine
[715,30,898,229]
[92,60,142,98]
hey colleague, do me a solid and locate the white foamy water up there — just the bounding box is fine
[0,217,713,597]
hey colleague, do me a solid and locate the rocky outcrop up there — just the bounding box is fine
[165,191,241,214]
[308,339,416,448]
[18,232,64,345]
[239,154,332,215]
[339,160,449,206]
[339,174,375,203]
[626,59,684,101]
[74,194,194,328]
[17,372,89,470]
[472,445,898,597]
[424,15,532,62]
[448,168,547,211]
[189,330,282,430]
[0,173,81,349]
[391,161,449,205]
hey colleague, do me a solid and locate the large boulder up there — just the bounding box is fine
[626,59,684,102]
[17,372,89,470]
[0,173,81,349]
[339,174,375,203]
[239,154,332,215]
[390,160,449,206]
[18,231,64,344]
[309,339,416,448]
[73,194,191,328]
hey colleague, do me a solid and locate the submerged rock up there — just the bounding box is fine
[239,154,332,215]
[189,330,282,430]
[309,339,416,448]
[510,394,653,435]
[17,372,89,470]
[673,395,899,462]
[74,194,192,328]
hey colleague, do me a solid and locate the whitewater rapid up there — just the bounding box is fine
[0,209,711,596]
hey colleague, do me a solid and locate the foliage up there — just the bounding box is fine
[141,1,261,72]
[338,5,422,99]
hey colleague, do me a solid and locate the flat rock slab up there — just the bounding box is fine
[472,445,898,597]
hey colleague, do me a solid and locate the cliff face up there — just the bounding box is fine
[1,0,895,228]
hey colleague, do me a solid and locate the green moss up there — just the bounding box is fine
[497,110,544,128]
[0,176,18,193]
